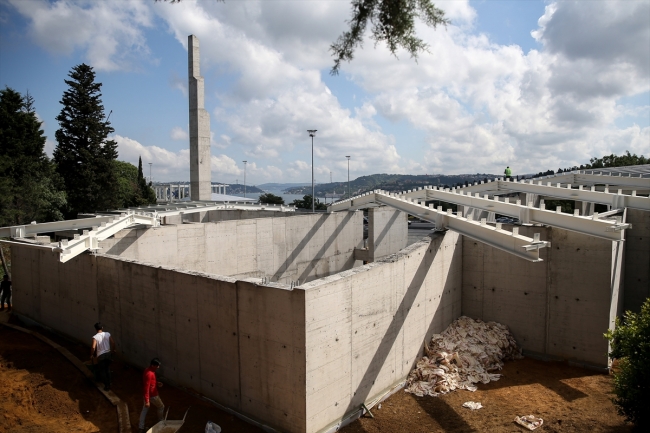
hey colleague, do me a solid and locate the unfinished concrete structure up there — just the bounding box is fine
[2,30,648,431]
[188,34,211,201]
[4,166,648,432]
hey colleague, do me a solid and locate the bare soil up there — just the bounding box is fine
[1,313,634,433]
[342,357,634,433]
[0,315,263,433]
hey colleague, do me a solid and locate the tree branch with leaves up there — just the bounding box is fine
[156,0,447,74]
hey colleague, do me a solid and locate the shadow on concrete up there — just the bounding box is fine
[296,212,356,283]
[102,229,140,256]
[344,238,439,414]
[370,211,401,258]
[271,212,355,283]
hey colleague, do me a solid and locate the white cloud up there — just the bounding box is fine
[170,126,188,141]
[10,0,153,71]
[27,0,647,182]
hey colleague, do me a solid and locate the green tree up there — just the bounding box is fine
[588,151,648,168]
[0,87,66,226]
[605,298,650,428]
[157,0,447,75]
[259,193,285,205]
[54,64,119,217]
[137,156,157,205]
[291,195,327,210]
[113,158,157,208]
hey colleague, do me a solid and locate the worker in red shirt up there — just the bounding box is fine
[138,358,164,433]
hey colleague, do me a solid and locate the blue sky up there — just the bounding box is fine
[1,0,648,185]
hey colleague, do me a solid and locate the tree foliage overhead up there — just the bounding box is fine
[157,0,447,75]
[0,87,66,226]
[54,63,119,217]
[330,0,447,74]
[604,298,650,428]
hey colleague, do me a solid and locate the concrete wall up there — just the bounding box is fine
[462,225,623,367]
[100,212,363,285]
[303,231,462,433]
[12,247,308,433]
[623,209,650,313]
[368,207,408,261]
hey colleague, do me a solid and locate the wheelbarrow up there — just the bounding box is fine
[146,407,190,433]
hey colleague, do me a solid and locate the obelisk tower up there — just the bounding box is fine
[188,35,211,200]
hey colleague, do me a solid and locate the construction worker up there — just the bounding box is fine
[91,322,115,391]
[0,274,11,311]
[504,166,513,180]
[139,358,165,433]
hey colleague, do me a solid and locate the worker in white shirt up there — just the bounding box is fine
[91,322,115,391]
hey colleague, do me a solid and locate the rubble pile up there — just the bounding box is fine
[405,316,522,397]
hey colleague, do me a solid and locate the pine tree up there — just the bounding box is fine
[136,156,156,205]
[0,87,66,226]
[54,64,119,217]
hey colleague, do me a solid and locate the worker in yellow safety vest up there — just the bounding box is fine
[504,166,512,180]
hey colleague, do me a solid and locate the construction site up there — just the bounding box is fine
[0,35,648,433]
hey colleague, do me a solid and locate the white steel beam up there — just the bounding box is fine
[456,179,649,211]
[396,187,629,241]
[58,212,157,263]
[0,215,122,238]
[330,191,549,262]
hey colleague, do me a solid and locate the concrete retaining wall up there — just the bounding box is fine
[462,225,623,367]
[12,247,308,433]
[303,231,462,432]
[368,207,408,261]
[623,209,650,313]
[100,212,363,285]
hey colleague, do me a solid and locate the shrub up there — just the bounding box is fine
[604,298,650,428]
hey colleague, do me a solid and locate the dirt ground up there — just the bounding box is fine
[0,315,264,433]
[0,313,634,433]
[342,358,633,433]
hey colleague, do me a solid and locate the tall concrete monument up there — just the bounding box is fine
[188,35,211,200]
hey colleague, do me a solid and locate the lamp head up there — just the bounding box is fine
[346,155,350,159]
[307,129,317,137]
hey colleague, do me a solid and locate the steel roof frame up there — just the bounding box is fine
[395,187,629,241]
[457,178,649,211]
[330,191,550,262]
[0,202,295,263]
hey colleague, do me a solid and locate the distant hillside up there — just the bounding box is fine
[258,182,313,190]
[222,183,263,195]
[285,173,500,198]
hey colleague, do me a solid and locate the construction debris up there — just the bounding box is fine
[514,415,544,430]
[405,316,522,397]
[462,401,483,410]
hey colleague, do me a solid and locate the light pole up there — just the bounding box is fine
[346,156,351,199]
[308,130,317,212]
[148,163,152,184]
[243,161,247,198]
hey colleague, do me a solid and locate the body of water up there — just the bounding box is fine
[244,187,340,205]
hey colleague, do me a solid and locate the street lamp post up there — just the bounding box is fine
[307,130,317,212]
[243,161,247,197]
[148,163,152,184]
[346,156,351,199]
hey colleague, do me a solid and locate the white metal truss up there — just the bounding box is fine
[0,211,158,263]
[113,201,295,217]
[395,187,629,241]
[0,201,295,264]
[330,191,550,262]
[456,178,649,211]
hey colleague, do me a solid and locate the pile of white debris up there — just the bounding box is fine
[405,316,522,397]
